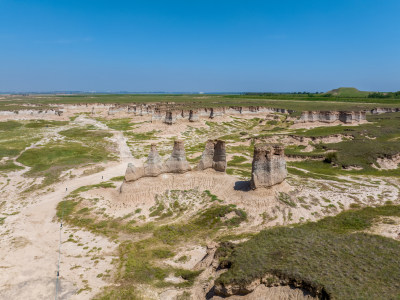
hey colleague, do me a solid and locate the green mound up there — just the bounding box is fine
[216,205,400,299]
[326,87,371,97]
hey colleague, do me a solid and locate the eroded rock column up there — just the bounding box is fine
[197,140,227,172]
[212,140,227,172]
[189,110,199,122]
[164,140,191,173]
[250,144,287,189]
[144,144,164,176]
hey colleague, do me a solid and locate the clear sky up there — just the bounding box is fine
[0,0,399,92]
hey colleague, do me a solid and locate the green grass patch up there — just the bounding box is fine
[110,176,125,181]
[0,160,24,172]
[101,118,134,131]
[216,204,400,299]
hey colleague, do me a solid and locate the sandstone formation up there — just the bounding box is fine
[210,107,225,118]
[144,144,164,176]
[370,107,400,114]
[198,140,227,172]
[124,139,228,184]
[189,109,199,122]
[299,110,367,124]
[164,140,191,173]
[106,103,295,123]
[164,111,177,125]
[250,144,287,189]
[124,163,144,182]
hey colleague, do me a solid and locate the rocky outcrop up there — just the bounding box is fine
[164,140,191,173]
[121,105,294,124]
[164,111,177,125]
[189,109,199,122]
[370,107,400,114]
[213,273,322,299]
[213,140,227,172]
[299,110,367,124]
[124,139,228,183]
[250,144,287,189]
[198,140,227,172]
[125,163,144,182]
[338,111,353,123]
[151,108,163,122]
[144,144,164,176]
[210,107,225,118]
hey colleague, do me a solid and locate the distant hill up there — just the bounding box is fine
[325,87,371,97]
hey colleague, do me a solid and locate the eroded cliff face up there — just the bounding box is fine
[164,140,191,173]
[107,104,294,123]
[250,144,287,189]
[198,140,227,172]
[370,107,400,114]
[299,111,367,124]
[213,273,321,300]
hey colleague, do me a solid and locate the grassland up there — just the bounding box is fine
[326,87,371,97]
[17,126,115,188]
[286,112,400,177]
[216,204,400,299]
[0,120,68,173]
[1,91,400,113]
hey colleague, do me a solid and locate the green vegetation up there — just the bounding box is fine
[0,121,40,161]
[17,127,114,188]
[325,87,371,97]
[217,204,400,299]
[24,120,68,128]
[94,287,142,300]
[288,112,400,175]
[97,118,134,131]
[125,130,158,141]
[3,91,400,114]
[0,120,72,175]
[110,175,125,181]
[0,160,24,172]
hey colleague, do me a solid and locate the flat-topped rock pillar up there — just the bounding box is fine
[250,144,287,189]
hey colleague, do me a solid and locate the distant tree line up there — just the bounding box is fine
[243,92,326,96]
[368,91,400,98]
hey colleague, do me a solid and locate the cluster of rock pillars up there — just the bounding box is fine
[123,140,287,189]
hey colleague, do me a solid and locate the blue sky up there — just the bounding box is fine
[0,0,399,92]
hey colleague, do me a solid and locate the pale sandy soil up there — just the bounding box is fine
[367,216,400,240]
[374,154,400,170]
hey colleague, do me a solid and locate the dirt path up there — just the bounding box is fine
[0,118,132,300]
